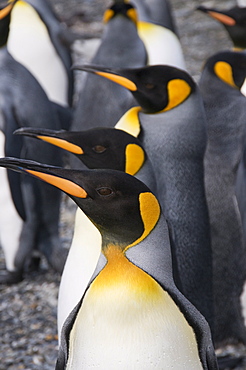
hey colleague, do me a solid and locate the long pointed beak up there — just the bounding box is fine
[0,157,87,198]
[72,64,137,91]
[0,1,15,20]
[197,6,236,26]
[14,127,84,155]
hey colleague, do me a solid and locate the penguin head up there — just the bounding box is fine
[0,157,160,248]
[0,0,16,47]
[202,50,246,89]
[72,64,196,114]
[197,6,246,49]
[14,127,146,176]
[103,1,138,25]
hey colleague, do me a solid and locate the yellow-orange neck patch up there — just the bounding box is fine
[115,106,141,137]
[125,143,145,176]
[37,136,83,154]
[163,79,191,112]
[214,61,237,88]
[92,243,163,300]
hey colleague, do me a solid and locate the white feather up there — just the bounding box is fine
[57,208,102,342]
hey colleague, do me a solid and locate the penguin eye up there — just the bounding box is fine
[145,83,155,89]
[93,145,107,153]
[97,187,114,197]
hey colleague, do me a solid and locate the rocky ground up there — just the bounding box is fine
[0,0,244,369]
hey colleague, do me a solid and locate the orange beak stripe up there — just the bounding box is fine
[95,71,137,91]
[0,2,14,20]
[26,170,87,198]
[208,11,236,26]
[37,136,83,154]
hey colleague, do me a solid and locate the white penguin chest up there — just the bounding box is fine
[137,22,186,70]
[57,208,102,342]
[8,2,68,106]
[66,248,202,369]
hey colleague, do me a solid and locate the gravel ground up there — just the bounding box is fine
[0,0,243,369]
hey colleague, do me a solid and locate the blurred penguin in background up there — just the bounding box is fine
[72,1,147,136]
[199,51,246,350]
[131,0,176,32]
[0,1,67,284]
[132,0,186,69]
[6,0,74,108]
[197,1,246,96]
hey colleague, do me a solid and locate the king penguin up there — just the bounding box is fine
[14,125,157,341]
[197,3,246,97]
[132,0,186,69]
[0,156,218,370]
[5,0,74,107]
[71,1,147,135]
[197,4,246,51]
[199,50,246,348]
[131,0,176,33]
[0,2,67,284]
[72,63,214,330]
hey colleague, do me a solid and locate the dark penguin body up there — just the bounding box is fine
[73,64,214,330]
[14,126,157,338]
[71,2,147,134]
[0,4,66,283]
[199,51,246,347]
[7,0,74,107]
[0,157,218,370]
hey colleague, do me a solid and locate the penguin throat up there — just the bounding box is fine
[91,243,165,301]
[103,243,126,258]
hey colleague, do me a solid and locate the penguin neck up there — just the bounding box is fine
[92,243,164,301]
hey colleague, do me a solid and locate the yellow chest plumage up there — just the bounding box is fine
[66,245,202,369]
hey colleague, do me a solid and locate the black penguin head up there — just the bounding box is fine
[0,157,160,248]
[72,64,196,114]
[14,127,146,176]
[202,50,246,89]
[103,1,138,25]
[0,0,16,47]
[197,6,246,49]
